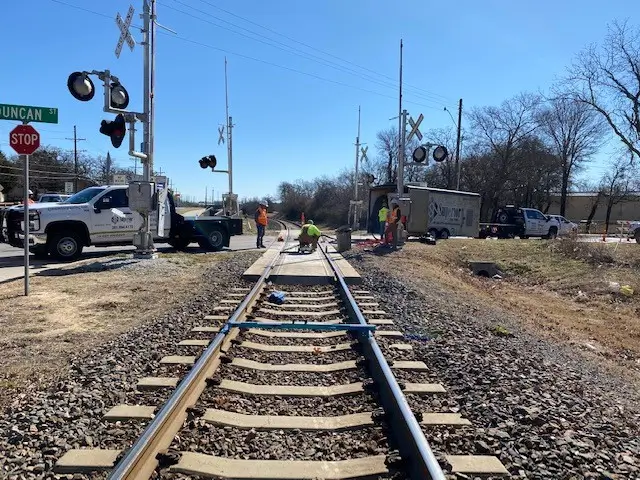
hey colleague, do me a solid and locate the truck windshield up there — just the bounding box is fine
[63,187,107,205]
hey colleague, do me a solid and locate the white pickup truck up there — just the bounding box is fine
[2,185,243,260]
[628,221,640,243]
[479,206,561,239]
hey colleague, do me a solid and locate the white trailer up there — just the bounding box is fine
[368,184,481,239]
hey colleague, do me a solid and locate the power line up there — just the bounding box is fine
[191,0,453,103]
[48,0,449,111]
[163,0,451,107]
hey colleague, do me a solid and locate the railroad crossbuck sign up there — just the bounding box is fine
[9,124,40,155]
[407,113,424,142]
[115,5,136,58]
[218,126,225,145]
[360,146,368,162]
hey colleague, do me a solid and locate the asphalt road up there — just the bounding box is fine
[0,234,274,284]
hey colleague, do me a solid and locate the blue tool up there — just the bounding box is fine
[267,291,286,305]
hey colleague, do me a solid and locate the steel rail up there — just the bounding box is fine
[320,241,447,480]
[107,221,291,480]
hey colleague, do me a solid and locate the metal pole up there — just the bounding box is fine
[353,105,361,229]
[73,125,78,193]
[23,153,30,296]
[397,40,404,199]
[225,57,235,215]
[455,98,463,190]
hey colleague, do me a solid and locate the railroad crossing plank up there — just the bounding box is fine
[247,329,346,339]
[170,452,388,479]
[159,355,196,365]
[104,405,155,421]
[216,379,364,397]
[445,455,509,475]
[137,377,179,390]
[237,341,352,353]
[402,383,446,394]
[178,339,210,346]
[54,449,121,473]
[258,308,342,317]
[202,409,374,430]
[231,358,358,372]
[420,413,472,426]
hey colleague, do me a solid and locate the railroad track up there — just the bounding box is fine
[54,221,508,480]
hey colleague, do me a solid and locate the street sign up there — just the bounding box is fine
[115,5,135,58]
[9,124,40,155]
[407,113,424,142]
[0,103,58,124]
[64,182,74,194]
[360,146,368,162]
[218,126,225,145]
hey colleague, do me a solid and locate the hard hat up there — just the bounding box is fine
[307,220,314,225]
[28,190,34,195]
[260,200,268,207]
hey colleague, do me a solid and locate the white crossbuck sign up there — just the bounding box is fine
[407,113,424,142]
[115,5,136,58]
[360,146,368,162]
[218,126,225,145]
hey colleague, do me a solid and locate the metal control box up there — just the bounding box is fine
[128,181,156,214]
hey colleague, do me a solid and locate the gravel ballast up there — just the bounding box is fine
[348,253,640,479]
[0,250,261,480]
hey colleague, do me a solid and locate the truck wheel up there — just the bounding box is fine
[497,212,509,224]
[439,229,450,240]
[200,227,228,251]
[48,232,83,261]
[635,230,640,244]
[544,227,558,240]
[428,228,438,239]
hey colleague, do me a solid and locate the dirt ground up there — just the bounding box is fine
[356,238,640,378]
[0,252,225,410]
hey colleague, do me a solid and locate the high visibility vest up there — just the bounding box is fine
[387,207,400,224]
[256,207,267,226]
[378,207,389,222]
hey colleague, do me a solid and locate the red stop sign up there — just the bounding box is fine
[9,124,40,155]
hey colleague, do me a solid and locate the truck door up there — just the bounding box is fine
[524,209,541,235]
[91,188,135,243]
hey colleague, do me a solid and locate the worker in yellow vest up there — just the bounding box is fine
[377,201,389,239]
[299,220,321,252]
[255,201,268,248]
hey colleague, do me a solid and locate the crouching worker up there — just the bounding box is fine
[299,220,321,252]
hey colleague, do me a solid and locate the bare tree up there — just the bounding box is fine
[469,92,542,212]
[566,20,640,158]
[537,95,607,215]
[600,151,637,234]
[373,126,421,185]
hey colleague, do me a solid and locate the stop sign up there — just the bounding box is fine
[9,124,40,155]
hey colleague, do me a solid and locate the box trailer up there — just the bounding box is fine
[367,184,481,239]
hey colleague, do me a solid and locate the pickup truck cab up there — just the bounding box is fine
[2,185,242,260]
[479,206,561,239]
[628,221,640,243]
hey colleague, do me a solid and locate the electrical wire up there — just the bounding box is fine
[164,0,451,107]
[190,0,454,103]
[48,0,450,111]
[0,164,81,176]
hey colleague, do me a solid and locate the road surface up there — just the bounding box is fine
[0,234,275,284]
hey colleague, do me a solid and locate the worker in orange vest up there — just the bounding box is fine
[385,200,401,249]
[255,200,268,248]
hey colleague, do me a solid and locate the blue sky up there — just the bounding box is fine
[0,0,634,201]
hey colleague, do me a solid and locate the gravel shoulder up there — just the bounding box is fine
[346,242,640,479]
[0,251,257,412]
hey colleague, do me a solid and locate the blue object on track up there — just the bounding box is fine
[268,291,286,304]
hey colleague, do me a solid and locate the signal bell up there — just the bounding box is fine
[67,71,95,102]
[99,114,127,148]
[199,155,217,170]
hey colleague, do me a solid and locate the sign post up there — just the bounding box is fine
[9,123,41,296]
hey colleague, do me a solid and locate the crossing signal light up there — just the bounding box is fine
[99,114,126,148]
[366,174,375,184]
[412,146,428,163]
[199,155,217,170]
[433,145,448,163]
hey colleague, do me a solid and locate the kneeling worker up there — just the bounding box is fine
[299,220,322,251]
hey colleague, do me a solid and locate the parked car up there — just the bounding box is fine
[548,215,578,236]
[38,193,71,203]
[478,205,561,239]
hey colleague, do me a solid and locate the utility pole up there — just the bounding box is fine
[455,98,463,190]
[65,125,85,193]
[352,106,362,229]
[205,186,208,205]
[105,151,112,184]
[224,57,237,216]
[397,39,405,199]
